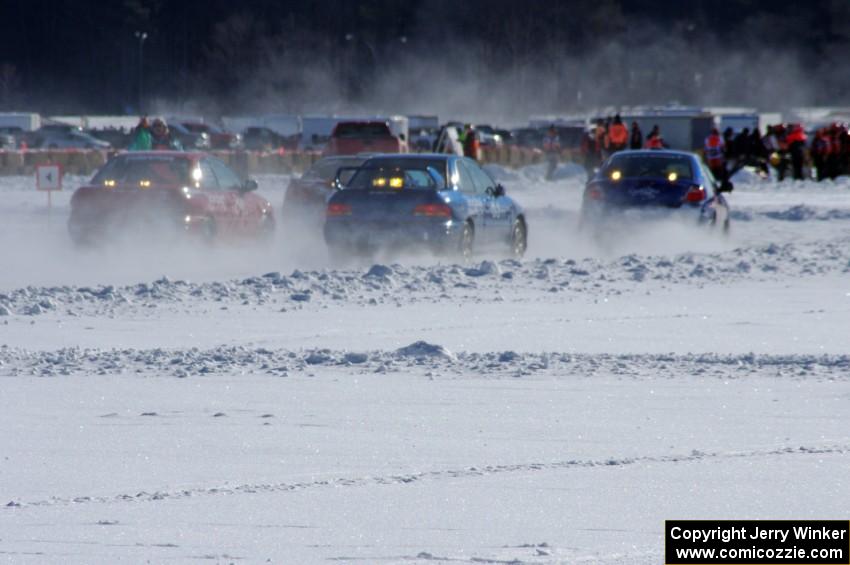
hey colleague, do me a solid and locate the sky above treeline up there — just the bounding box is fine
[2,0,849,118]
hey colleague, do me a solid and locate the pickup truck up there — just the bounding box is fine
[323,121,407,156]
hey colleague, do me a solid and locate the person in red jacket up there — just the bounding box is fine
[462,124,480,161]
[704,127,726,180]
[644,125,666,149]
[785,124,807,180]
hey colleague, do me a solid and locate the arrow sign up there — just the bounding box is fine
[36,164,62,192]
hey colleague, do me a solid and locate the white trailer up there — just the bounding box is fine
[0,112,41,131]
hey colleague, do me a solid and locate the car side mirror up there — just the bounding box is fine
[719,179,734,193]
[492,184,506,197]
[241,178,258,192]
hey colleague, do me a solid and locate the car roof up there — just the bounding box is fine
[335,120,387,126]
[363,153,453,162]
[612,149,698,159]
[116,150,204,159]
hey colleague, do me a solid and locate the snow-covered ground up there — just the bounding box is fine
[1,164,849,563]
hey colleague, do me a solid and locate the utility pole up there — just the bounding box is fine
[135,31,148,114]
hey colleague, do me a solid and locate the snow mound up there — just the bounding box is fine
[2,236,849,318]
[394,341,456,361]
[730,167,764,186]
[4,345,850,380]
[765,205,818,221]
[364,264,394,279]
[464,260,500,277]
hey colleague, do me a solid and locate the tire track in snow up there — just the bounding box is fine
[6,444,847,511]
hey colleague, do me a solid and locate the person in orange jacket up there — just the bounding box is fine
[785,124,807,180]
[704,127,726,181]
[607,114,629,154]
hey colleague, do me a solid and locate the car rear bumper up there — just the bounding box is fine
[582,201,711,223]
[324,218,463,252]
[68,212,209,244]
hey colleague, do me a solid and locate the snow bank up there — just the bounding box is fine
[3,343,849,380]
[1,237,847,318]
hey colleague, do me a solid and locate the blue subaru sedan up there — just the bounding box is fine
[324,154,527,260]
[581,150,733,232]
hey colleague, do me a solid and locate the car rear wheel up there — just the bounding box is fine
[259,213,275,241]
[460,221,474,261]
[327,244,351,265]
[511,218,527,258]
[201,217,217,244]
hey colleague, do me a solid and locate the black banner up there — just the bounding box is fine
[666,520,850,564]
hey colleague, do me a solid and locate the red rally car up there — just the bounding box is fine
[68,151,274,245]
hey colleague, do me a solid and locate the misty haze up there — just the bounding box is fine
[1,2,849,564]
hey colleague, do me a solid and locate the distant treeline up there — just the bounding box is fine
[1,0,849,115]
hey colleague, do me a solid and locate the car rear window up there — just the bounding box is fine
[305,157,367,182]
[361,158,449,186]
[333,122,392,138]
[91,155,191,187]
[346,164,445,191]
[606,153,694,180]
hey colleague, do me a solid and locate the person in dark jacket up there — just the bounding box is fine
[629,122,643,150]
[733,128,751,164]
[749,127,768,176]
[722,127,735,161]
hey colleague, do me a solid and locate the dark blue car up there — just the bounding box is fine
[324,154,527,259]
[581,150,733,231]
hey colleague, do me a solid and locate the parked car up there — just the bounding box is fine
[474,124,503,147]
[323,121,407,156]
[580,149,732,232]
[0,127,17,149]
[324,154,527,260]
[29,126,111,149]
[410,127,438,152]
[242,126,290,152]
[86,127,131,150]
[178,121,242,149]
[168,122,210,150]
[68,151,273,246]
[510,127,545,149]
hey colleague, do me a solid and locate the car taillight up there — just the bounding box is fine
[587,186,604,201]
[413,203,452,217]
[685,186,706,203]
[326,202,352,216]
